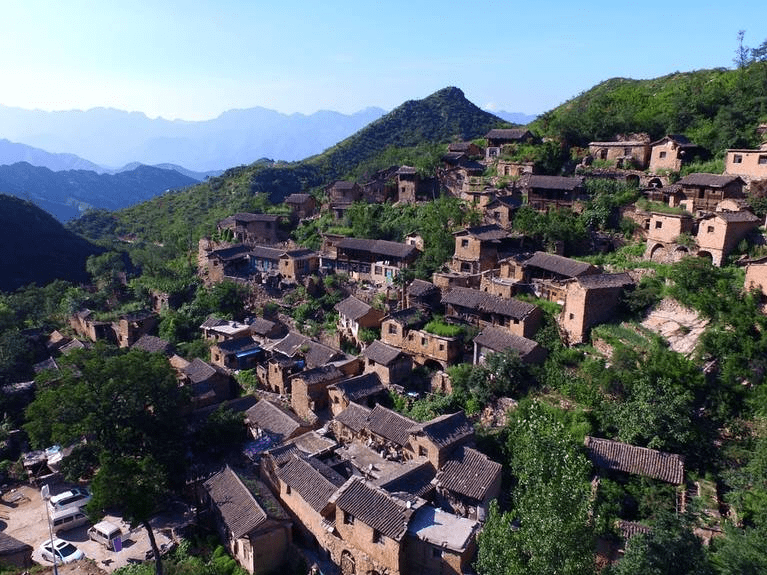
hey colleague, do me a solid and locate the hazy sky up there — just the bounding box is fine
[2,0,766,121]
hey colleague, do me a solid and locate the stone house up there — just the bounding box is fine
[744,256,767,298]
[396,165,419,203]
[362,404,417,452]
[205,244,253,283]
[496,160,534,177]
[177,357,233,408]
[451,224,515,274]
[327,180,364,205]
[644,212,696,262]
[333,402,373,444]
[323,238,419,284]
[290,365,345,421]
[588,139,650,169]
[483,195,522,229]
[560,273,635,345]
[201,317,252,343]
[673,173,746,214]
[406,411,474,469]
[648,135,701,173]
[434,445,503,521]
[113,310,158,348]
[328,373,386,416]
[501,251,600,303]
[210,337,264,370]
[217,213,282,245]
[362,340,413,386]
[277,249,320,282]
[283,193,317,220]
[335,295,385,347]
[484,128,535,160]
[249,317,285,344]
[695,210,760,266]
[380,308,463,370]
[406,279,442,312]
[201,465,292,575]
[403,505,480,575]
[472,327,546,365]
[362,166,400,204]
[519,174,586,212]
[448,141,483,157]
[245,400,312,443]
[441,287,542,338]
[724,144,767,182]
[131,334,173,356]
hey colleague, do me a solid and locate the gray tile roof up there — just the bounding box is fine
[437,446,502,501]
[182,358,218,384]
[385,307,428,330]
[455,223,508,241]
[337,237,418,259]
[335,402,372,433]
[485,128,532,141]
[293,364,344,386]
[677,173,743,188]
[203,465,268,539]
[131,335,173,355]
[527,175,584,191]
[407,279,439,298]
[576,273,635,290]
[618,520,651,541]
[473,327,540,357]
[207,244,252,262]
[219,212,280,226]
[523,251,596,278]
[409,411,473,450]
[335,295,373,321]
[216,336,260,354]
[331,373,384,402]
[442,287,537,320]
[362,340,405,366]
[713,210,760,223]
[284,193,312,204]
[367,405,416,447]
[271,332,343,368]
[335,478,411,541]
[246,400,304,439]
[376,460,436,498]
[584,436,685,484]
[277,456,340,513]
[249,317,277,336]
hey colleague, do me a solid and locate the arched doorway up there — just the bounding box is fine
[341,551,356,575]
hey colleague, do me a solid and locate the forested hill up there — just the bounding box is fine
[532,62,767,153]
[74,87,507,248]
[0,194,103,291]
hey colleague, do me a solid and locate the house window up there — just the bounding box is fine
[375,266,383,275]
[655,221,662,229]
[419,446,428,457]
[421,337,427,347]
[659,151,667,159]
[569,313,574,320]
[344,511,354,525]
[733,154,743,164]
[461,239,469,248]
[368,358,374,366]
[439,343,445,351]
[286,485,291,494]
[759,155,767,165]
[432,548,443,558]
[624,148,631,156]
[707,225,714,233]
[388,324,397,334]
[373,530,383,544]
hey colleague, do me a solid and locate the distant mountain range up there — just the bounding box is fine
[0,162,198,221]
[0,105,388,172]
[487,110,537,125]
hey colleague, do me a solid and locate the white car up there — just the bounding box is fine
[39,538,84,564]
[48,487,91,512]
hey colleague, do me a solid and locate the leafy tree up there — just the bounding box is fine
[609,511,713,575]
[476,401,595,575]
[709,524,767,575]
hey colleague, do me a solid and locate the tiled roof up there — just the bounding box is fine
[335,478,411,541]
[713,210,760,223]
[0,531,32,555]
[409,411,473,450]
[337,237,418,259]
[576,273,635,290]
[527,175,584,191]
[132,335,172,355]
[397,165,417,175]
[588,140,648,147]
[331,373,384,402]
[246,400,304,439]
[182,358,218,384]
[249,246,284,260]
[407,279,440,298]
[584,436,685,484]
[649,134,694,147]
[485,128,531,140]
[376,460,436,498]
[334,403,370,434]
[362,340,405,366]
[677,173,743,188]
[293,364,344,386]
[437,446,502,501]
[618,520,651,541]
[448,142,473,152]
[442,287,537,319]
[473,327,540,357]
[200,317,227,329]
[219,212,280,227]
[455,224,508,241]
[216,336,260,354]
[249,317,277,336]
[335,295,373,321]
[270,332,343,368]
[331,180,358,190]
[203,466,268,539]
[277,456,340,513]
[523,251,596,278]
[367,405,416,447]
[207,244,251,262]
[265,443,303,466]
[284,193,312,203]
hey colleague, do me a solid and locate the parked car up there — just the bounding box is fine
[88,520,123,550]
[39,538,84,564]
[48,487,91,512]
[51,506,89,533]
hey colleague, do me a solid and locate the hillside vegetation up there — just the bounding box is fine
[70,87,507,249]
[534,61,767,154]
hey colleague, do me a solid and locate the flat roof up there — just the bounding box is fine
[406,506,478,552]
